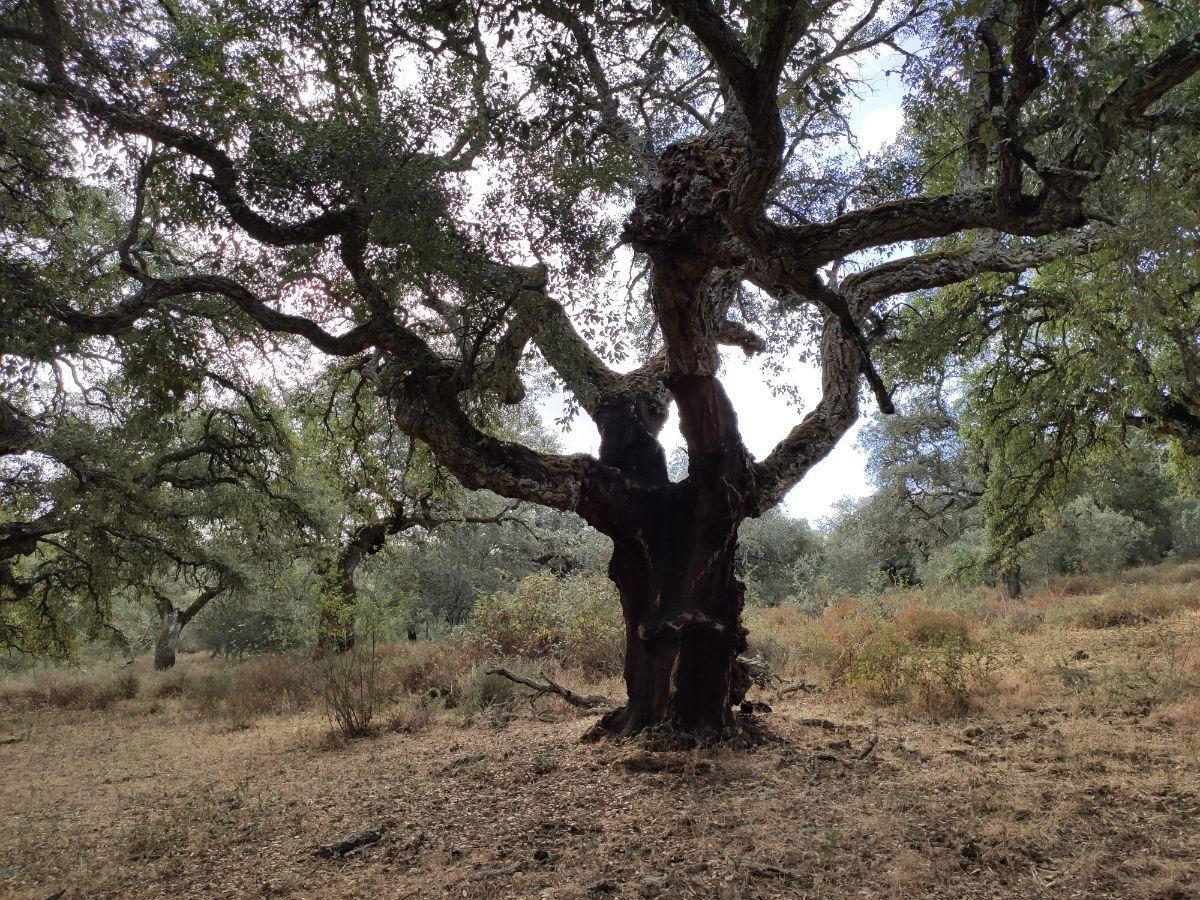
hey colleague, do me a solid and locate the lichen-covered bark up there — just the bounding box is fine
[154,606,183,671]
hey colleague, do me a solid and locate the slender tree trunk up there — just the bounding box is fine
[154,605,182,671]
[1002,564,1022,600]
[315,563,357,656]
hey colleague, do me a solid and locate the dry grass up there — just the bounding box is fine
[0,663,139,711]
[1,561,1199,898]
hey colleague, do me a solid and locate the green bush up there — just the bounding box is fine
[843,623,1005,711]
[469,571,624,675]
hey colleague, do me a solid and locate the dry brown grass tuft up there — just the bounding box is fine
[1064,582,1200,629]
[0,664,139,711]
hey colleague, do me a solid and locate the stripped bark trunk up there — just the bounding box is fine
[590,494,750,737]
[583,352,756,739]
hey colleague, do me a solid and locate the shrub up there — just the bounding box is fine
[1006,609,1044,634]
[148,655,315,726]
[386,695,433,733]
[469,571,624,675]
[453,664,521,716]
[896,607,972,647]
[1068,583,1199,629]
[310,636,403,739]
[114,670,140,700]
[785,598,1007,713]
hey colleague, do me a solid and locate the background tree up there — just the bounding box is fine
[3,0,1199,738]
[287,367,535,653]
[0,380,293,664]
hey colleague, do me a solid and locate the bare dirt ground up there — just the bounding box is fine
[2,617,1199,899]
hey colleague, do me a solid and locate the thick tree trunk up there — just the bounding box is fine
[587,485,751,740]
[153,586,221,670]
[154,606,182,671]
[315,521,397,655]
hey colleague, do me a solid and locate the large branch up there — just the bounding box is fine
[508,278,628,417]
[754,27,1200,266]
[744,257,894,413]
[661,0,759,114]
[839,232,1104,307]
[751,319,861,513]
[386,370,625,524]
[15,0,362,247]
[535,1,655,174]
[46,274,386,357]
[751,190,1080,269]
[40,261,629,520]
[1073,29,1200,173]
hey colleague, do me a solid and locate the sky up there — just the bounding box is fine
[538,56,909,527]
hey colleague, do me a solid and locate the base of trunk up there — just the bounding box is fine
[581,656,761,747]
[582,703,773,750]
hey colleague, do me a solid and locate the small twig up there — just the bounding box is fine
[486,667,614,710]
[854,734,879,760]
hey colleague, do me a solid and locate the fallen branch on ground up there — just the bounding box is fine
[486,667,614,709]
[776,680,818,697]
[316,822,388,858]
[854,734,879,760]
[738,654,778,690]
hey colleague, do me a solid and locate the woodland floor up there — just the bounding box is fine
[2,615,1200,899]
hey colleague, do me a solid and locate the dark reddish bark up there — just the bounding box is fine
[585,347,756,739]
[591,489,750,737]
